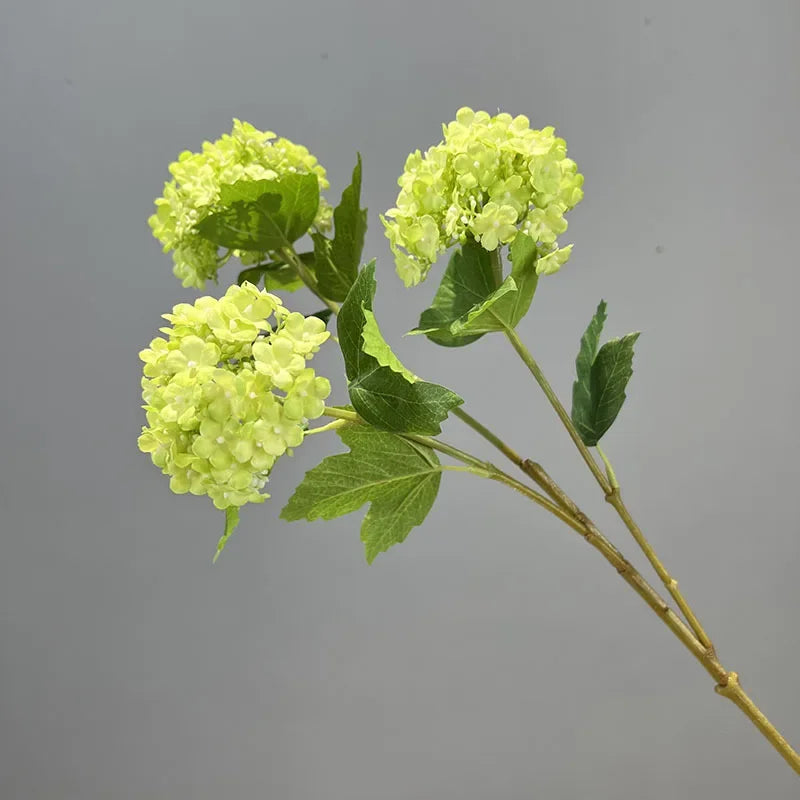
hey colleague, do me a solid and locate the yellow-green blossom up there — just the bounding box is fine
[149,120,332,289]
[138,283,331,510]
[382,107,584,285]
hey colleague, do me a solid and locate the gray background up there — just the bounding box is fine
[2,0,799,797]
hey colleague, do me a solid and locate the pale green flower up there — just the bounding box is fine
[149,119,332,289]
[471,202,519,251]
[535,244,574,276]
[138,283,331,510]
[383,107,584,285]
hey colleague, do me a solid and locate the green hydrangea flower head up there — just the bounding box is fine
[381,107,584,286]
[149,120,333,289]
[138,283,331,510]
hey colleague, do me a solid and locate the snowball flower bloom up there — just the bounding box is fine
[138,283,331,510]
[149,120,332,289]
[382,107,584,286]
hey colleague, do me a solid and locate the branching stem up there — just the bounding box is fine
[503,326,612,493]
[498,330,800,773]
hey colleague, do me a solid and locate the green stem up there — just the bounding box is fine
[322,406,359,423]
[503,327,715,650]
[281,246,340,315]
[442,465,486,475]
[518,462,800,776]
[596,444,619,490]
[489,247,504,287]
[304,419,348,436]
[452,407,527,469]
[606,487,715,653]
[596,444,713,650]
[503,326,612,495]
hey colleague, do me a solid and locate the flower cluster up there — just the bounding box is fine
[138,283,331,510]
[382,107,584,286]
[149,120,332,289]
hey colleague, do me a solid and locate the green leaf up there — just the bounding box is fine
[448,277,520,335]
[196,174,320,252]
[218,180,275,205]
[281,426,442,563]
[413,234,539,341]
[236,251,316,293]
[412,241,496,347]
[504,232,539,325]
[571,300,608,425]
[449,233,539,335]
[197,193,283,251]
[338,263,463,435]
[362,309,418,382]
[570,302,639,447]
[314,154,368,301]
[213,507,240,563]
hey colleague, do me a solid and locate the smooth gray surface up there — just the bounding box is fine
[2,1,799,797]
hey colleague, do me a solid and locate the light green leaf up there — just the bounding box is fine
[315,154,368,301]
[218,180,275,205]
[213,507,240,563]
[281,426,442,563]
[415,234,539,339]
[449,233,540,334]
[362,309,418,382]
[570,302,639,446]
[448,277,519,335]
[504,232,539,325]
[196,174,320,252]
[412,241,496,347]
[338,263,463,435]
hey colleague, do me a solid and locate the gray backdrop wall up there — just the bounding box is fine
[2,1,799,798]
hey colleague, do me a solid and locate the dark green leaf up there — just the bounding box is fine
[213,507,240,563]
[315,154,368,301]
[449,233,539,335]
[237,265,269,287]
[262,268,305,292]
[571,300,608,428]
[236,252,316,292]
[338,263,463,435]
[412,241,496,347]
[570,302,639,446]
[281,426,442,563]
[413,234,539,341]
[196,174,320,252]
[197,193,284,251]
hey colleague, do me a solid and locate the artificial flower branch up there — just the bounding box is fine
[140,110,799,779]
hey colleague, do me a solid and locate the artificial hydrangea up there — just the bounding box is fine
[138,283,331,510]
[382,107,584,286]
[149,120,332,289]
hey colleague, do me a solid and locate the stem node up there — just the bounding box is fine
[715,672,739,696]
